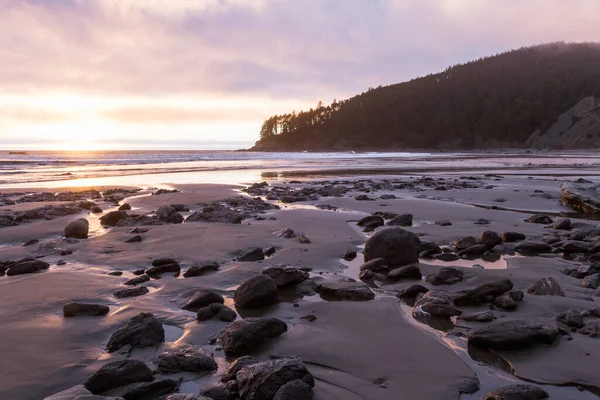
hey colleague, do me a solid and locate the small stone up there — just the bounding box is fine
[435,220,452,226]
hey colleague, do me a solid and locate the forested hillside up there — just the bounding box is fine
[252,42,600,150]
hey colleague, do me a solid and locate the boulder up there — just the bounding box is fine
[387,265,422,281]
[63,302,109,318]
[386,214,413,227]
[221,317,287,357]
[238,248,265,262]
[316,281,375,301]
[454,279,514,306]
[124,275,150,285]
[527,277,565,296]
[6,259,50,276]
[425,267,464,285]
[457,244,488,258]
[459,311,495,322]
[359,257,388,272]
[184,262,220,277]
[274,379,313,400]
[146,262,181,277]
[493,294,518,310]
[234,275,279,308]
[182,289,225,311]
[64,218,89,239]
[434,253,460,262]
[236,358,314,400]
[156,205,184,224]
[501,232,526,242]
[560,182,600,214]
[122,379,178,399]
[468,320,559,350]
[222,356,258,382]
[91,206,103,214]
[579,321,600,337]
[363,228,421,267]
[114,287,149,298]
[156,350,217,374]
[396,284,429,300]
[119,203,132,211]
[262,266,309,288]
[197,303,237,322]
[525,214,553,224]
[552,218,571,230]
[452,236,477,250]
[99,211,129,226]
[106,313,165,353]
[482,384,548,400]
[84,359,153,394]
[343,250,357,261]
[562,240,590,254]
[557,309,585,328]
[412,290,461,319]
[515,241,552,255]
[357,215,384,229]
[478,231,503,248]
[582,273,600,289]
[44,384,122,400]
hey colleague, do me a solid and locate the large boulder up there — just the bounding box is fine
[468,320,560,350]
[236,358,314,400]
[106,313,165,353]
[482,384,548,400]
[99,211,129,226]
[316,281,375,301]
[6,259,50,276]
[234,275,279,308]
[363,228,421,267]
[84,359,153,394]
[64,218,89,239]
[221,318,287,357]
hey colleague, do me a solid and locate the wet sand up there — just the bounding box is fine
[1,164,600,399]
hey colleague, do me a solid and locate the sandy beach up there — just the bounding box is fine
[1,153,600,400]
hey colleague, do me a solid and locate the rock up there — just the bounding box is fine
[482,384,548,400]
[125,235,142,243]
[146,262,181,277]
[295,234,311,244]
[278,228,295,238]
[99,211,129,226]
[84,359,154,394]
[222,356,258,382]
[579,322,600,337]
[435,220,452,226]
[238,248,265,262]
[133,269,145,275]
[582,273,600,289]
[156,350,217,373]
[124,275,150,285]
[64,218,89,239]
[63,302,109,318]
[108,271,123,276]
[482,251,501,262]
[354,194,373,201]
[454,279,513,306]
[509,290,524,302]
[197,303,237,322]
[6,259,50,276]
[562,240,590,254]
[44,384,123,400]
[434,252,460,262]
[106,313,165,353]
[91,206,103,214]
[234,275,279,308]
[525,214,553,224]
[155,205,184,224]
[264,247,276,257]
[357,215,384,229]
[459,311,495,322]
[379,194,396,200]
[425,267,464,285]
[478,231,503,249]
[359,257,388,272]
[453,236,477,250]
[171,204,189,212]
[122,379,178,399]
[221,317,287,357]
[468,320,560,350]
[387,214,413,226]
[474,218,490,225]
[183,289,225,311]
[23,239,39,247]
[527,277,565,296]
[396,284,429,300]
[557,309,585,328]
[457,244,488,258]
[388,265,422,280]
[199,386,234,400]
[262,266,308,288]
[187,204,245,224]
[501,232,526,242]
[343,250,357,261]
[114,286,149,298]
[515,241,552,255]
[183,262,220,277]
[412,290,461,319]
[316,281,375,301]
[296,279,317,296]
[560,182,600,214]
[493,294,518,310]
[273,379,313,400]
[237,358,314,400]
[363,228,421,267]
[552,218,571,230]
[119,203,132,211]
[358,269,375,280]
[163,395,211,400]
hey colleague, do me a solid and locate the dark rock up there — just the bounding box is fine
[560,182,600,215]
[478,231,503,248]
[457,244,488,258]
[425,267,463,285]
[388,265,422,280]
[264,247,276,257]
[63,302,109,317]
[119,203,132,211]
[146,262,181,277]
[221,317,287,357]
[379,194,397,200]
[238,248,265,262]
[354,194,373,201]
[459,311,495,322]
[357,215,384,229]
[108,271,123,276]
[99,210,129,226]
[125,235,142,243]
[278,228,295,238]
[557,309,585,328]
[358,269,374,280]
[525,214,553,224]
[6,259,50,276]
[579,322,600,337]
[502,232,526,242]
[184,262,220,277]
[359,257,388,272]
[197,303,237,322]
[106,313,164,353]
[482,384,548,400]
[454,279,513,306]
[114,286,149,298]
[23,239,39,247]
[493,294,518,310]
[562,240,590,254]
[552,218,571,230]
[125,275,150,285]
[435,220,452,226]
[474,218,490,225]
[387,214,413,226]
[364,228,421,267]
[434,252,460,262]
[235,275,279,308]
[582,273,600,289]
[183,289,225,311]
[187,204,245,224]
[130,227,149,234]
[515,241,552,255]
[295,234,311,244]
[237,358,314,400]
[453,236,477,250]
[155,205,184,224]
[413,290,461,319]
[509,290,524,302]
[122,379,178,400]
[133,269,145,275]
[156,350,217,374]
[396,284,429,300]
[468,320,560,350]
[262,266,308,288]
[317,281,375,301]
[343,250,357,261]
[200,386,235,400]
[222,356,258,382]
[482,251,501,262]
[273,379,313,400]
[84,359,154,394]
[65,218,89,239]
[91,206,103,214]
[527,277,565,296]
[171,204,189,212]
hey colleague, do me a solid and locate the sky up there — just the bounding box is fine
[1,0,599,150]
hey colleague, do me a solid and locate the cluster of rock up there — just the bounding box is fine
[0,258,49,276]
[15,189,102,203]
[187,197,279,224]
[0,204,83,227]
[98,205,185,227]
